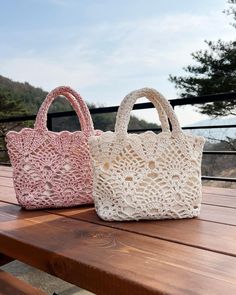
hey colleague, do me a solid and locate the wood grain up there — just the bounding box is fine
[202,193,236,208]
[0,270,46,295]
[46,206,236,257]
[1,202,236,295]
[200,204,236,225]
[0,186,17,204]
[0,177,14,188]
[0,170,13,178]
[0,166,12,172]
[1,174,236,255]
[202,186,236,197]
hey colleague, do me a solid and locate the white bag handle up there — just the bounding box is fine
[115,88,182,136]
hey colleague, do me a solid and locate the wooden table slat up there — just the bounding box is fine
[203,193,236,209]
[202,186,236,197]
[0,166,12,172]
[200,204,236,225]
[43,206,236,257]
[0,177,14,188]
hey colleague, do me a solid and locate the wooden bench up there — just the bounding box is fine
[0,253,46,295]
[0,269,46,295]
[1,165,236,295]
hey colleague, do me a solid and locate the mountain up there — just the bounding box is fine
[185,117,236,142]
[0,75,77,115]
[190,117,236,188]
[0,75,159,132]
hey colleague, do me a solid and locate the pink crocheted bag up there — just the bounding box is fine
[6,86,101,209]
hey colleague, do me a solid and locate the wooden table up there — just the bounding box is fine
[1,165,236,295]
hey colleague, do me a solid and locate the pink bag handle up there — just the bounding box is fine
[115,88,182,137]
[34,86,94,135]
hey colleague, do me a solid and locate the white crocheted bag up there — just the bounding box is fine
[89,88,205,221]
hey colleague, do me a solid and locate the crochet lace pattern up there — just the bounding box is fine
[89,88,205,221]
[7,86,101,209]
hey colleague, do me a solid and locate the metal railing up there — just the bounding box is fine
[0,91,236,183]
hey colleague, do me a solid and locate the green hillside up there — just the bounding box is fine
[0,75,72,115]
[0,75,159,132]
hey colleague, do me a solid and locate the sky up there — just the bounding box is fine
[0,0,235,126]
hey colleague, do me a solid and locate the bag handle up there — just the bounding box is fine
[115,88,182,136]
[147,101,170,132]
[34,86,94,135]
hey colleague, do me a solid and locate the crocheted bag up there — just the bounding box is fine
[89,88,205,221]
[6,86,101,209]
